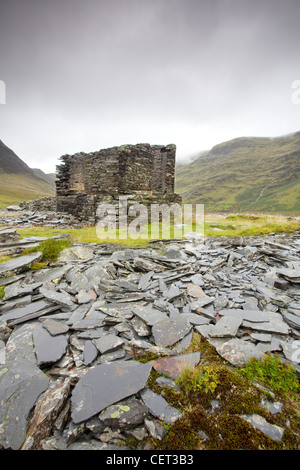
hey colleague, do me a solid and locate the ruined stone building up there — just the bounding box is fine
[56,143,182,224]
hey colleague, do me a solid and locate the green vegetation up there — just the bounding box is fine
[133,332,300,451]
[0,285,5,300]
[204,213,300,237]
[22,238,73,262]
[240,354,300,397]
[175,131,300,214]
[0,140,54,208]
[10,213,299,248]
[176,363,220,395]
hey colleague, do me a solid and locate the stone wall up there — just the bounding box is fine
[56,143,181,223]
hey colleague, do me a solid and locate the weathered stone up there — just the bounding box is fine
[33,323,69,365]
[209,315,242,338]
[0,228,20,243]
[99,397,148,429]
[41,318,70,336]
[152,316,192,347]
[93,334,124,354]
[0,251,43,278]
[259,398,283,414]
[144,418,167,440]
[239,414,285,441]
[216,338,264,366]
[22,377,71,450]
[40,286,74,307]
[132,305,168,326]
[218,308,270,322]
[83,340,98,365]
[150,352,201,379]
[71,361,152,423]
[140,388,182,424]
[58,245,95,261]
[0,323,49,449]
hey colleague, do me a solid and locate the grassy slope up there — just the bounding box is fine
[0,140,55,207]
[175,132,300,214]
[0,173,55,208]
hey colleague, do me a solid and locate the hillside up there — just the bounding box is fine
[0,140,55,208]
[175,131,300,214]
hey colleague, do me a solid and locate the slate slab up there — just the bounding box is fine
[93,334,124,354]
[239,414,285,441]
[22,377,71,450]
[33,323,69,365]
[0,251,43,278]
[1,299,53,323]
[99,397,149,429]
[150,352,201,379]
[40,286,74,307]
[140,388,182,424]
[218,308,270,322]
[41,318,70,336]
[216,338,264,366]
[151,316,192,348]
[209,315,242,338]
[0,323,49,449]
[71,361,152,423]
[132,305,168,326]
[83,340,98,365]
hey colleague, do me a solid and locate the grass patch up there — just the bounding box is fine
[146,332,300,450]
[22,238,73,262]
[205,213,300,237]
[0,255,12,264]
[240,354,300,397]
[9,212,300,247]
[0,285,5,300]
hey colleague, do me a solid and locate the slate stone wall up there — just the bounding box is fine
[56,144,181,223]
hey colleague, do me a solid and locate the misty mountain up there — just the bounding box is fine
[175,131,300,214]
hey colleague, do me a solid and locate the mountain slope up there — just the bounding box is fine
[175,132,300,214]
[0,140,55,208]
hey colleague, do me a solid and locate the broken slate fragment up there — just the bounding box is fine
[33,323,69,365]
[99,397,149,429]
[140,388,182,424]
[150,352,201,380]
[22,377,71,450]
[83,340,98,365]
[40,286,74,307]
[209,315,242,338]
[216,338,264,367]
[239,414,285,441]
[71,360,152,423]
[132,305,168,326]
[151,316,192,348]
[93,333,124,354]
[0,323,49,450]
[41,318,70,336]
[0,251,43,278]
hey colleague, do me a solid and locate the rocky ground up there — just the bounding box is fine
[0,211,300,451]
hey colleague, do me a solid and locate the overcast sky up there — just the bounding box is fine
[0,0,300,173]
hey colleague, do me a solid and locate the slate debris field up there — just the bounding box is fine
[0,216,300,450]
